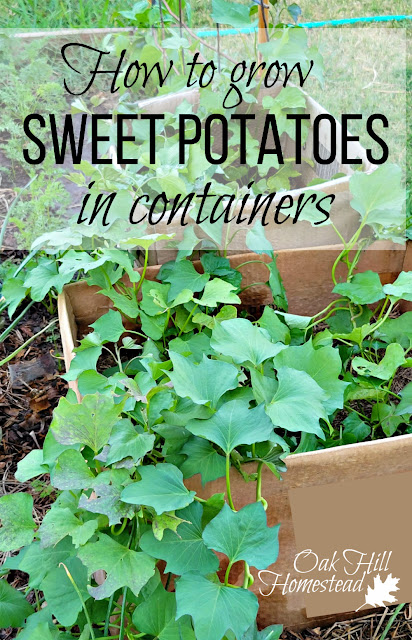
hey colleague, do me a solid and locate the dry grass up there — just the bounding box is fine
[281,605,412,640]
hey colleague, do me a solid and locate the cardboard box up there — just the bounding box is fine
[134,87,377,265]
[57,244,412,629]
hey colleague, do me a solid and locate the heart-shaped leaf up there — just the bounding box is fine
[211,318,284,365]
[168,352,238,408]
[0,493,35,552]
[266,367,328,437]
[51,394,125,454]
[77,533,155,599]
[121,463,196,514]
[140,502,219,575]
[186,400,274,454]
[203,502,279,569]
[175,574,258,640]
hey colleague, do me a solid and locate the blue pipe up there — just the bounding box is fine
[195,14,412,37]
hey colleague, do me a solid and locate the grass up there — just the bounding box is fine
[0,0,410,223]
[0,0,411,28]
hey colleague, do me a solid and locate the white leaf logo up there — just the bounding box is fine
[356,574,400,611]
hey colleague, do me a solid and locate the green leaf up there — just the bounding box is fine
[163,260,209,301]
[349,164,405,224]
[198,278,241,307]
[0,493,35,552]
[79,482,135,527]
[186,400,274,454]
[14,609,56,640]
[19,538,75,589]
[15,450,48,482]
[140,502,219,575]
[352,343,405,380]
[371,403,403,437]
[51,394,125,454]
[99,248,141,283]
[212,0,251,27]
[243,624,283,640]
[333,271,385,304]
[63,345,102,382]
[396,381,412,415]
[175,574,258,640]
[2,277,28,318]
[98,287,139,318]
[246,222,274,257]
[383,272,412,302]
[106,419,155,465]
[211,318,284,366]
[267,258,288,311]
[152,512,189,541]
[266,367,328,438]
[24,258,73,301]
[42,430,80,467]
[250,370,277,405]
[121,463,196,514]
[375,312,412,349]
[274,310,311,329]
[42,557,89,626]
[140,280,170,315]
[119,233,175,251]
[140,309,168,340]
[0,580,33,629]
[201,493,225,527]
[90,309,125,343]
[258,307,290,344]
[51,450,95,490]
[77,533,155,599]
[180,437,226,486]
[343,413,371,442]
[168,352,238,408]
[203,502,279,569]
[287,2,302,22]
[38,506,98,549]
[133,584,195,640]
[273,339,348,413]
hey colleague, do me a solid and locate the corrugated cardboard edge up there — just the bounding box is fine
[57,243,412,629]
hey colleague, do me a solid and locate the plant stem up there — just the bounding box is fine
[309,298,347,321]
[256,461,263,501]
[239,282,268,294]
[380,603,405,640]
[13,249,37,278]
[223,560,232,587]
[0,319,57,367]
[104,593,115,638]
[135,248,149,294]
[177,303,198,336]
[119,586,128,640]
[242,562,253,589]
[0,300,35,343]
[59,563,96,640]
[225,453,235,511]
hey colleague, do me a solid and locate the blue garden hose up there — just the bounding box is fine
[196,14,412,38]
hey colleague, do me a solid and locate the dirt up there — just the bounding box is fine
[0,300,67,475]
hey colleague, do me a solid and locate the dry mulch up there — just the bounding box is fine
[280,605,412,639]
[0,302,67,476]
